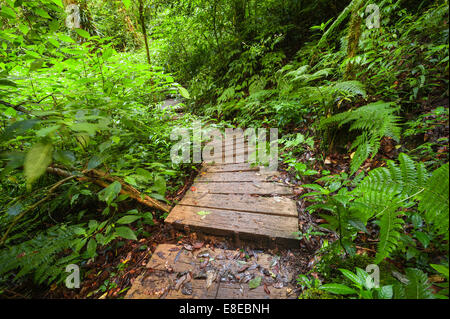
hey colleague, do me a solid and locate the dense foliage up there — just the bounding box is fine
[0,0,448,299]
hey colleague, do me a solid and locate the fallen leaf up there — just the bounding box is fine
[206,270,216,289]
[263,284,271,295]
[249,276,262,289]
[197,211,211,219]
[193,242,204,249]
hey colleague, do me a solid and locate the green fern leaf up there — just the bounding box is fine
[375,208,404,263]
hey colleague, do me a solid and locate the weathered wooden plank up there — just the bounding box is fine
[205,138,247,148]
[165,206,299,245]
[202,147,252,159]
[179,192,297,217]
[189,181,293,195]
[201,162,260,172]
[194,171,279,183]
[203,156,248,164]
[126,244,296,299]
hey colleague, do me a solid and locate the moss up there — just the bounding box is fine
[298,288,344,299]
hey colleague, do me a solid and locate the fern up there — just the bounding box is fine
[0,225,78,285]
[320,101,401,174]
[418,163,449,238]
[403,268,435,299]
[333,80,367,97]
[353,153,448,263]
[375,207,404,263]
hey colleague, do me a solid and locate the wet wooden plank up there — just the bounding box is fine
[202,148,252,159]
[203,156,248,164]
[194,171,278,183]
[165,206,299,245]
[179,192,298,217]
[189,181,293,195]
[126,244,296,299]
[201,162,260,173]
[205,138,247,148]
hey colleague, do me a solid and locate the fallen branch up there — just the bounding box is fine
[46,166,172,213]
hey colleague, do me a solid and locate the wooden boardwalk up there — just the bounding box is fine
[126,129,299,299]
[165,131,299,247]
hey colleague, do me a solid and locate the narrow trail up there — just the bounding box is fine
[126,103,300,299]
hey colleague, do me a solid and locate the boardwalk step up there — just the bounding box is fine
[194,171,279,183]
[165,205,298,247]
[125,244,296,299]
[189,181,293,195]
[179,192,298,217]
[201,162,260,173]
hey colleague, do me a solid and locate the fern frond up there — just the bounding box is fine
[375,208,404,263]
[320,101,401,173]
[332,80,367,98]
[404,268,435,299]
[419,163,449,237]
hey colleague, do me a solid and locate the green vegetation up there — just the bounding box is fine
[0,0,448,299]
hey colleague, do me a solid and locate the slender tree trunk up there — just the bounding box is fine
[138,0,151,65]
[345,0,364,79]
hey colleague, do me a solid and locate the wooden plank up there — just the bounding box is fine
[189,181,293,195]
[205,138,247,148]
[165,206,299,245]
[179,192,298,217]
[194,171,279,183]
[203,156,248,164]
[126,244,296,299]
[201,162,260,173]
[202,147,252,159]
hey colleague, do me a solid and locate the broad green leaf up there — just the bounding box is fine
[115,226,137,240]
[87,155,104,170]
[36,125,60,137]
[152,175,166,195]
[319,284,358,295]
[414,231,431,248]
[136,168,152,179]
[4,107,16,117]
[122,0,131,9]
[116,215,141,224]
[102,47,115,60]
[47,38,60,48]
[98,181,122,205]
[29,59,44,72]
[53,150,76,166]
[72,226,86,236]
[70,123,99,135]
[179,87,190,99]
[430,264,449,280]
[24,143,53,190]
[86,238,97,258]
[75,28,90,39]
[51,0,64,8]
[249,277,261,289]
[58,33,75,43]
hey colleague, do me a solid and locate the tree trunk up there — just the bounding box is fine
[138,0,151,65]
